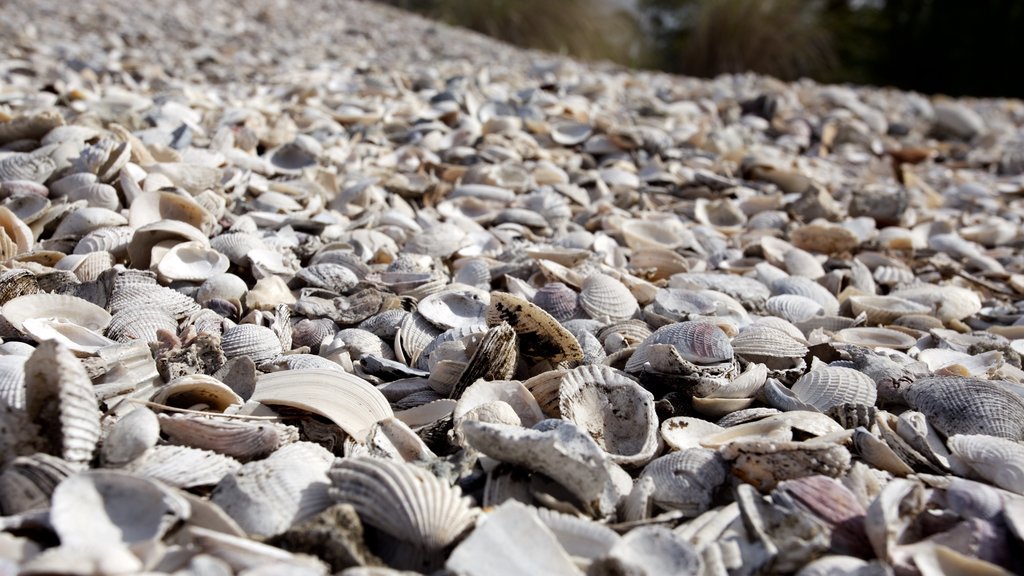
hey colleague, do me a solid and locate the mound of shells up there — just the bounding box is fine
[2,0,1024,574]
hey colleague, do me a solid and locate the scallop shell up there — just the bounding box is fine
[156,241,230,282]
[731,325,809,369]
[791,366,877,412]
[578,272,639,324]
[252,368,393,441]
[211,442,334,537]
[24,340,101,467]
[221,324,283,364]
[947,435,1024,496]
[54,207,129,238]
[124,444,241,488]
[890,284,982,322]
[640,448,728,515]
[328,456,479,571]
[770,276,839,315]
[210,232,269,266]
[108,282,202,320]
[294,263,359,294]
[558,364,659,467]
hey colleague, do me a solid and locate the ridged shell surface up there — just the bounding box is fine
[791,366,877,412]
[221,324,283,364]
[532,282,581,322]
[578,273,639,324]
[626,321,733,373]
[903,377,1024,440]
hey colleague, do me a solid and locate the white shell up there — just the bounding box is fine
[791,366,877,412]
[156,241,230,282]
[578,273,639,324]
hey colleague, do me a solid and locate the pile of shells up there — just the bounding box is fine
[2,0,1024,574]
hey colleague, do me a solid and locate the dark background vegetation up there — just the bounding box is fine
[375,0,1024,98]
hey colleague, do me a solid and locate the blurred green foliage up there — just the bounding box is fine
[377,0,1024,97]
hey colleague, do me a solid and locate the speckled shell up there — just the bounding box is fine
[486,291,582,362]
[791,366,877,412]
[294,263,359,293]
[578,272,639,324]
[902,377,1024,440]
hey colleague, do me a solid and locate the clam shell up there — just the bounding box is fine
[151,374,244,412]
[848,295,931,325]
[1,292,111,333]
[558,364,659,466]
[329,456,478,571]
[0,268,39,306]
[128,219,209,269]
[418,287,489,330]
[124,444,241,488]
[731,325,808,368]
[578,272,639,324]
[54,207,129,238]
[0,355,27,409]
[765,294,825,323]
[101,407,160,466]
[294,263,359,293]
[108,282,202,320]
[106,307,179,343]
[625,321,733,374]
[770,276,839,315]
[0,150,56,183]
[212,442,334,537]
[156,241,230,282]
[74,225,134,257]
[833,327,917,350]
[660,417,726,451]
[890,284,982,322]
[24,340,101,467]
[0,453,74,515]
[252,368,393,442]
[791,366,877,412]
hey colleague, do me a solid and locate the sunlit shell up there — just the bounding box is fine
[791,366,877,412]
[900,376,1024,440]
[221,324,283,364]
[765,294,825,323]
[1,293,111,334]
[626,321,734,374]
[101,407,160,466]
[640,448,728,516]
[108,282,202,320]
[156,241,230,282]
[127,219,210,269]
[890,284,982,322]
[485,291,582,362]
[847,295,931,325]
[770,276,839,315]
[731,325,809,369]
[947,434,1024,495]
[833,327,916,350]
[531,282,581,322]
[578,272,639,324]
[418,287,489,330]
[558,364,659,467]
[329,456,478,571]
[151,374,244,412]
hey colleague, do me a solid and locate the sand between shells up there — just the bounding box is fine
[2,0,1024,574]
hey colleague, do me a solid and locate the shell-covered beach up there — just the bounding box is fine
[2,0,1024,574]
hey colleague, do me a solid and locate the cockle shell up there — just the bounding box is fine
[791,366,877,413]
[625,320,734,374]
[329,456,478,572]
[24,340,101,468]
[894,376,1024,440]
[532,282,581,322]
[221,324,283,364]
[731,325,808,370]
[578,273,639,324]
[639,448,727,516]
[948,434,1024,496]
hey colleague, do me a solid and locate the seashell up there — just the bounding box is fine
[108,282,202,320]
[660,417,725,451]
[322,327,395,370]
[0,269,39,307]
[24,340,101,467]
[106,307,178,344]
[639,448,727,516]
[53,207,129,238]
[127,219,210,269]
[63,182,120,211]
[864,478,925,564]
[0,109,65,145]
[626,320,734,372]
[197,273,249,309]
[532,282,581,322]
[833,327,917,350]
[145,162,222,193]
[55,251,115,282]
[452,258,492,290]
[47,470,189,573]
[124,444,241,488]
[731,325,808,370]
[329,456,478,572]
[101,407,160,466]
[790,221,861,254]
[0,354,27,409]
[291,317,338,351]
[782,247,825,278]
[220,324,283,364]
[460,420,628,519]
[486,291,583,362]
[418,287,489,330]
[50,172,98,198]
[0,452,74,515]
[558,364,659,466]
[670,272,771,308]
[848,295,931,325]
[151,374,244,412]
[446,501,575,576]
[294,263,359,294]
[890,284,982,322]
[578,273,639,324]
[773,475,870,557]
[73,225,134,258]
[948,435,1024,495]
[211,232,269,266]
[0,150,56,183]
[550,120,593,146]
[620,219,692,251]
[252,368,392,442]
[397,311,445,369]
[156,241,230,282]
[589,525,702,576]
[791,366,877,413]
[720,437,852,491]
[770,276,839,315]
[212,442,334,537]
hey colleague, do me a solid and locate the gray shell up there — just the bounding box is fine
[903,377,1024,440]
